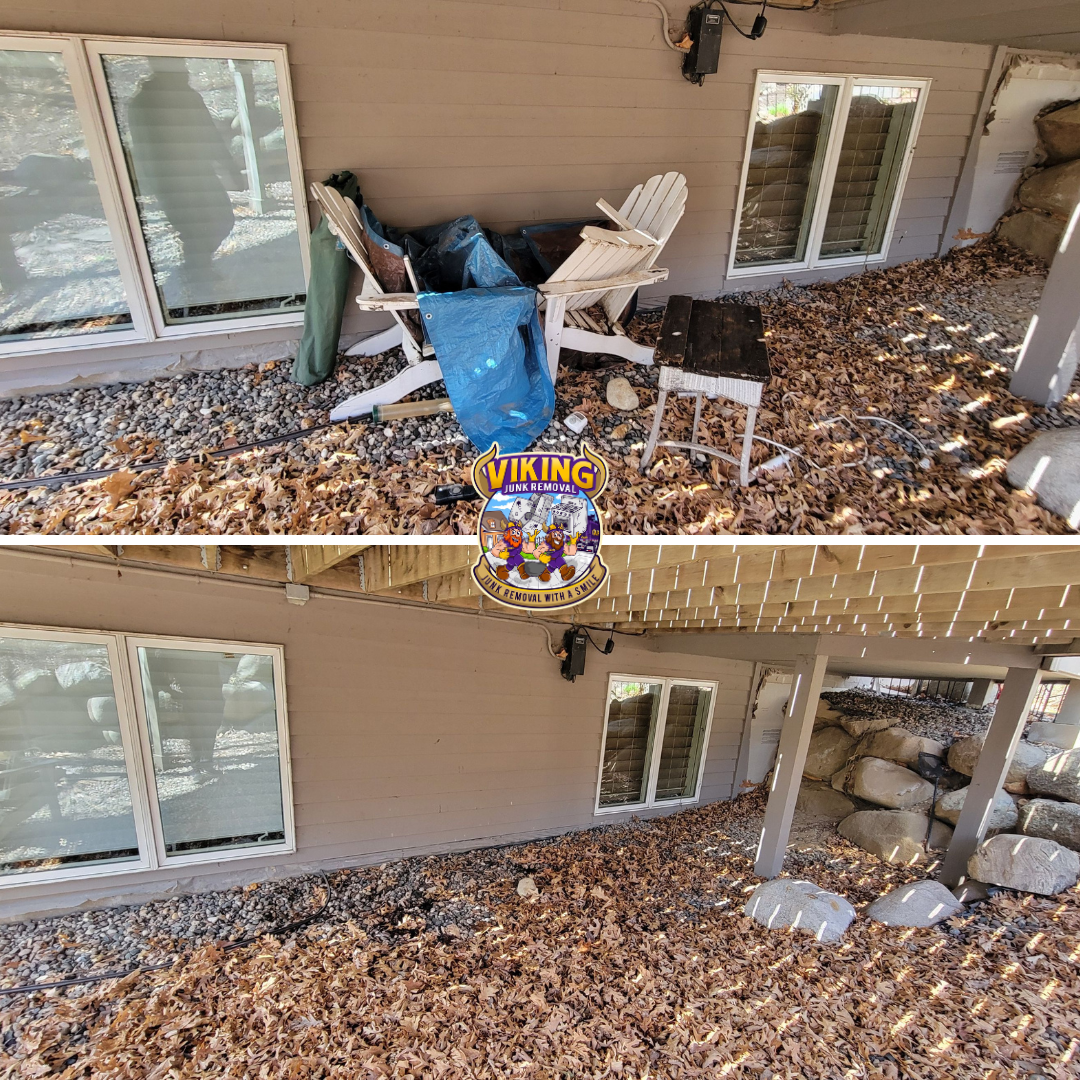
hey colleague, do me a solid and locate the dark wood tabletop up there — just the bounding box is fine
[654,295,771,382]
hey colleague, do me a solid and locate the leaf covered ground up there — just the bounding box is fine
[3,789,1079,1079]
[1,240,1077,535]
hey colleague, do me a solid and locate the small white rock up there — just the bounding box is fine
[605,377,640,412]
[516,876,538,898]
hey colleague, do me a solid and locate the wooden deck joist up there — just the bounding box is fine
[22,542,1080,648]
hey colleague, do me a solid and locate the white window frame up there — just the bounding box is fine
[0,31,310,360]
[0,623,294,889]
[594,673,717,816]
[728,71,931,280]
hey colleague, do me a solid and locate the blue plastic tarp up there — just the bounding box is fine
[406,216,553,455]
[418,285,553,456]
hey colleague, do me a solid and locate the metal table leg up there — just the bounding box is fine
[691,392,704,464]
[740,404,758,487]
[640,388,668,472]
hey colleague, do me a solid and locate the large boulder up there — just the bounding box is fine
[934,786,1017,830]
[952,879,992,903]
[803,727,857,780]
[838,810,953,865]
[1006,429,1080,530]
[1018,158,1080,219]
[1028,748,1080,803]
[967,834,1080,895]
[856,727,947,768]
[1026,722,1080,752]
[1019,798,1080,851]
[947,734,1052,790]
[795,781,855,823]
[997,209,1065,263]
[833,757,934,810]
[866,880,964,927]
[743,878,855,942]
[838,715,893,739]
[816,701,844,724]
[1037,99,1080,164]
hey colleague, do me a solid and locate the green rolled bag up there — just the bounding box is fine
[292,170,360,386]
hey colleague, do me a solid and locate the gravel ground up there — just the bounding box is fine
[0,874,326,994]
[4,789,1078,1078]
[821,688,994,743]
[1,240,1076,533]
[0,795,862,999]
[0,248,1054,486]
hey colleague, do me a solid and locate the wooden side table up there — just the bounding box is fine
[640,296,772,486]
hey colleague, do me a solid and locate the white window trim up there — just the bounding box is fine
[0,623,295,889]
[594,673,718,816]
[727,70,932,281]
[0,31,310,361]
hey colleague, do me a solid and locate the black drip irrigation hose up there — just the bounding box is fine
[0,422,340,494]
[0,871,332,999]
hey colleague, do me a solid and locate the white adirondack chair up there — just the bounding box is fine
[317,174,687,422]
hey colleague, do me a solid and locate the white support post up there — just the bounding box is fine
[938,666,1044,887]
[1009,202,1080,406]
[967,678,998,708]
[1056,680,1080,725]
[754,653,828,879]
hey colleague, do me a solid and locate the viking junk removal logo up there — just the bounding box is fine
[471,443,608,611]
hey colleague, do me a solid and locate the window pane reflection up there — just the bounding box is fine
[654,684,712,802]
[0,636,139,877]
[819,84,921,259]
[735,81,839,267]
[138,647,284,855]
[599,680,663,808]
[102,54,305,324]
[0,49,133,342]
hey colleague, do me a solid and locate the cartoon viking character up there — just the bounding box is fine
[493,524,531,581]
[538,525,577,582]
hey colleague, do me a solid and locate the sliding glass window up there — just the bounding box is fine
[0,40,136,346]
[0,630,145,879]
[0,34,308,358]
[731,73,929,276]
[596,676,716,813]
[0,626,292,888]
[134,644,286,858]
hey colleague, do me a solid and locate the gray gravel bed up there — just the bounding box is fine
[821,688,993,743]
[0,873,325,994]
[0,251,1055,488]
[0,348,662,483]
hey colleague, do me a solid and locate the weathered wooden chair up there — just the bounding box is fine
[313,174,687,421]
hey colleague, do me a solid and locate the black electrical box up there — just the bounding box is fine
[561,628,589,682]
[683,3,724,85]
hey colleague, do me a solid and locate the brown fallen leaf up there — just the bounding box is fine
[98,469,138,507]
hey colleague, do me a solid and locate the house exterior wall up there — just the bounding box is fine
[0,551,755,918]
[0,0,995,393]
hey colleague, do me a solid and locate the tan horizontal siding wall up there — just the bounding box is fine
[0,0,993,320]
[0,551,753,917]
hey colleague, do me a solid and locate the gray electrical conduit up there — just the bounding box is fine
[636,0,689,50]
[0,420,337,493]
[0,411,932,496]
